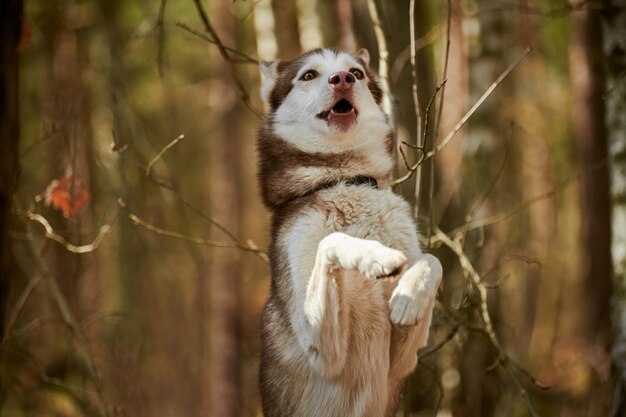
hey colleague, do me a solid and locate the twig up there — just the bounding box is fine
[434,0,452,138]
[393,80,447,187]
[419,320,463,360]
[445,157,608,237]
[190,0,262,118]
[366,0,393,119]
[0,275,42,349]
[434,226,541,416]
[115,144,269,262]
[392,48,531,187]
[20,126,63,159]
[24,205,120,255]
[409,0,423,148]
[176,23,259,64]
[465,123,514,223]
[427,47,532,160]
[156,0,168,77]
[18,199,109,417]
[145,133,184,176]
[118,199,269,261]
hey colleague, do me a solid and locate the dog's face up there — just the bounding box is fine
[260,49,391,153]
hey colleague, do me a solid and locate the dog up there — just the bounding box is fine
[257,48,443,417]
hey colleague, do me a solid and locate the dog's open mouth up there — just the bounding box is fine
[316,98,358,131]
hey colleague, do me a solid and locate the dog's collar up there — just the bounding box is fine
[317,175,378,191]
[280,175,378,208]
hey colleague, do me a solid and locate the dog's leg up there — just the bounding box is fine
[301,232,407,378]
[387,254,442,379]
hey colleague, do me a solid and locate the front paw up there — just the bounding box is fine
[389,291,427,326]
[320,233,407,279]
[353,242,407,279]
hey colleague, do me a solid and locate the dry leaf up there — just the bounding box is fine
[44,175,90,218]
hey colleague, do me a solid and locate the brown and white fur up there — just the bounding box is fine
[257,48,442,417]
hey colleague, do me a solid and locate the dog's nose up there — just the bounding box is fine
[328,71,355,91]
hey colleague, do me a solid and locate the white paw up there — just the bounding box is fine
[352,241,407,279]
[389,257,441,326]
[389,292,429,326]
[321,233,407,279]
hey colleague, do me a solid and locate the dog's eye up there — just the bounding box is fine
[300,70,318,81]
[350,68,364,80]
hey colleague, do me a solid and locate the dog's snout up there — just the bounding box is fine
[328,71,355,91]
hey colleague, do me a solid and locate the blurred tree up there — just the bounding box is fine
[0,0,22,404]
[605,0,626,415]
[206,2,244,416]
[271,0,301,58]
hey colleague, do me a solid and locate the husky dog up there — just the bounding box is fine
[257,48,443,417]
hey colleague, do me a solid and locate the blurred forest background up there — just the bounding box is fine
[1,0,626,416]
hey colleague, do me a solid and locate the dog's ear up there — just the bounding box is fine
[357,48,370,67]
[260,60,281,104]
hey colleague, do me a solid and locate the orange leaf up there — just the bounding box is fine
[44,176,90,218]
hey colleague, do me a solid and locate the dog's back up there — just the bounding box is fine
[257,49,441,417]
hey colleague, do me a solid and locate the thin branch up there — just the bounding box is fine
[366,0,393,119]
[393,80,447,186]
[0,275,42,349]
[190,0,262,118]
[434,0,452,138]
[409,0,423,147]
[446,157,608,237]
[24,204,120,254]
[176,22,259,64]
[393,48,531,187]
[434,226,541,416]
[427,47,532,160]
[115,144,269,262]
[146,133,184,176]
[17,200,109,417]
[419,320,463,360]
[119,200,269,261]
[156,0,168,77]
[465,123,514,223]
[20,126,63,159]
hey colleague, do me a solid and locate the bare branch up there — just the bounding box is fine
[366,0,393,119]
[434,226,542,416]
[434,0,452,138]
[465,123,514,223]
[118,199,269,262]
[156,0,168,77]
[409,0,423,145]
[0,275,42,349]
[190,0,262,118]
[24,204,120,254]
[446,157,608,237]
[17,200,109,416]
[176,22,259,64]
[115,141,269,263]
[427,47,532,160]
[145,133,184,176]
[392,80,447,186]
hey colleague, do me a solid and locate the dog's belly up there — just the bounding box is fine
[261,185,421,416]
[270,276,393,417]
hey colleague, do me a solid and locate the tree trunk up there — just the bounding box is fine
[0,0,22,331]
[571,5,612,344]
[271,0,301,58]
[205,3,242,417]
[604,0,626,414]
[0,0,22,364]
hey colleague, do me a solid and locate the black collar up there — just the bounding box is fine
[280,175,378,208]
[317,175,378,191]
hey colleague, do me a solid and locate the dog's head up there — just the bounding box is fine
[260,48,391,153]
